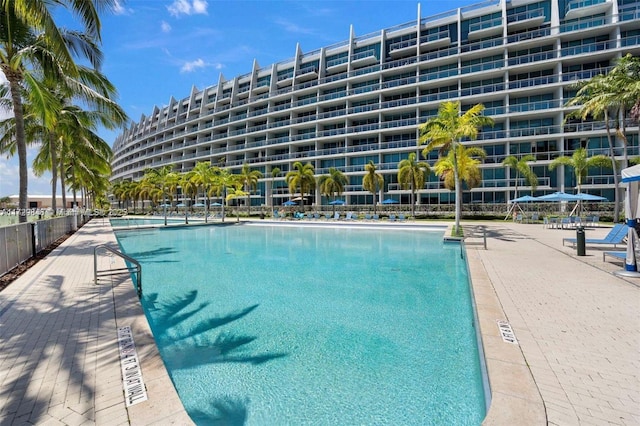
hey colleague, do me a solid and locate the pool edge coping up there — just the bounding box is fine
[453,222,547,425]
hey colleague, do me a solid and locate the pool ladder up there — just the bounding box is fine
[94,244,142,298]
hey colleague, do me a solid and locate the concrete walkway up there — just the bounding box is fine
[0,219,191,425]
[0,219,638,425]
[465,221,640,426]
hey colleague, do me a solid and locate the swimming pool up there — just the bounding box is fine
[115,223,487,424]
[110,217,187,227]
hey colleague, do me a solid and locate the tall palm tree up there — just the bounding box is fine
[502,154,538,199]
[419,101,494,234]
[0,0,117,222]
[549,147,611,195]
[362,161,384,215]
[285,161,315,210]
[318,167,348,212]
[397,153,430,217]
[270,166,281,217]
[239,163,263,216]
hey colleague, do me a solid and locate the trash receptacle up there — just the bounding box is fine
[576,226,586,256]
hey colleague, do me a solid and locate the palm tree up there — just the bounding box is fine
[110,180,129,209]
[188,161,215,223]
[397,153,430,217]
[211,167,240,222]
[270,166,281,217]
[0,1,116,221]
[549,147,611,195]
[145,166,179,225]
[318,167,348,213]
[239,163,263,217]
[566,54,640,220]
[434,145,486,193]
[362,161,384,215]
[419,101,494,235]
[285,161,316,210]
[502,154,538,199]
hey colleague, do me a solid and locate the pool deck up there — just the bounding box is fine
[0,218,638,425]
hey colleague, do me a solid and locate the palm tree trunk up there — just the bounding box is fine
[221,186,226,223]
[59,169,67,212]
[49,133,58,213]
[7,77,28,223]
[604,110,621,221]
[453,148,462,235]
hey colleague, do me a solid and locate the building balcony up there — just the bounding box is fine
[468,18,503,40]
[507,8,546,31]
[565,0,611,20]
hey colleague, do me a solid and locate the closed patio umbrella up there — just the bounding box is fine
[616,165,640,277]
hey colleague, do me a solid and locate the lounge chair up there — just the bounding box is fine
[603,250,627,262]
[389,214,396,221]
[364,214,371,220]
[398,214,406,221]
[372,214,379,221]
[562,223,628,248]
[333,212,340,220]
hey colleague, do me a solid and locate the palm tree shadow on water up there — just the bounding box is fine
[142,290,288,425]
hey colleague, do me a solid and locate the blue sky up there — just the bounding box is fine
[0,0,473,197]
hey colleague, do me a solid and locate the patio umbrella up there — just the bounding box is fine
[535,191,581,202]
[616,164,640,277]
[381,198,399,204]
[569,193,608,216]
[510,195,538,203]
[573,193,607,201]
[193,203,205,207]
[210,202,223,206]
[283,200,297,206]
[329,200,346,205]
[176,203,186,208]
[506,195,538,220]
[159,203,171,207]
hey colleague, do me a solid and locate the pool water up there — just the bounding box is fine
[115,224,487,425]
[110,217,186,227]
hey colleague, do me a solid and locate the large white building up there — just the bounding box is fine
[111,0,640,209]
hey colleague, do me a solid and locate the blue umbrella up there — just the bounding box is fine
[176,203,186,207]
[329,200,346,205]
[283,200,297,206]
[535,192,581,202]
[573,193,607,201]
[193,203,205,207]
[210,202,223,206]
[381,198,399,204]
[510,195,538,203]
[159,203,171,207]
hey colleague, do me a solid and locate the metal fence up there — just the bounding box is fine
[0,214,90,278]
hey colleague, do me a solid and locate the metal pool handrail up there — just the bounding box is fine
[94,244,142,298]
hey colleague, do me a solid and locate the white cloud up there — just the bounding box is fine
[0,156,53,196]
[273,18,316,35]
[167,0,208,17]
[111,0,133,15]
[192,0,208,14]
[180,58,206,73]
[161,20,172,33]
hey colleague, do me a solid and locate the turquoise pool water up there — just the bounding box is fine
[115,223,487,425]
[110,217,186,227]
